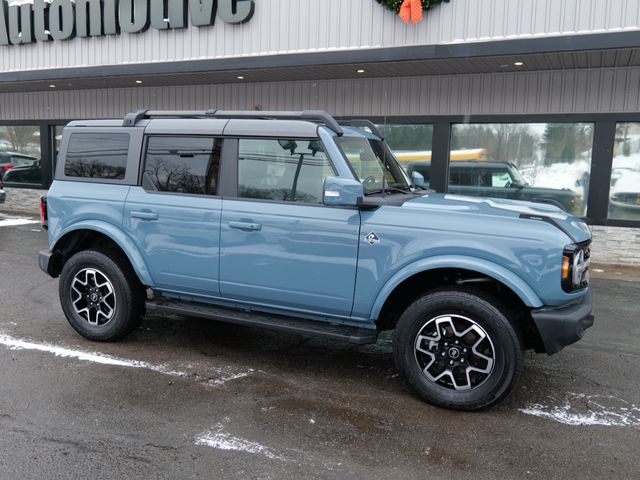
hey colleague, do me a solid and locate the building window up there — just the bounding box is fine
[65,133,130,180]
[610,122,640,221]
[142,136,220,195]
[0,125,42,186]
[377,123,434,183]
[238,138,334,204]
[449,123,594,217]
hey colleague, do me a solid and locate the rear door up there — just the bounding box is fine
[219,137,361,319]
[124,134,223,297]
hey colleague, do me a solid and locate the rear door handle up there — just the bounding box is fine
[130,211,159,221]
[229,221,262,231]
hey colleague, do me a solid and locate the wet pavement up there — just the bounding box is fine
[0,214,639,479]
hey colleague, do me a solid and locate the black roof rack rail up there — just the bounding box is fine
[338,119,384,140]
[123,109,149,127]
[211,110,344,136]
[122,109,344,135]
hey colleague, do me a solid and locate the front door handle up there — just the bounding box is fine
[130,211,159,221]
[229,221,262,231]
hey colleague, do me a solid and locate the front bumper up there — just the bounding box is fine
[531,291,594,355]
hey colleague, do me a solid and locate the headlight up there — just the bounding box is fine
[561,242,591,293]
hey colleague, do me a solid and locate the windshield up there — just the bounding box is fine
[335,137,410,194]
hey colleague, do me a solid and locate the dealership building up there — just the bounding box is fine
[1,0,639,263]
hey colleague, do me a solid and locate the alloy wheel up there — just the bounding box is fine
[414,314,495,391]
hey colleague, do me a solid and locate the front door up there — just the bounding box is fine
[219,138,360,319]
[124,135,222,297]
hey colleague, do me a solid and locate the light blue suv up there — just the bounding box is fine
[39,110,594,410]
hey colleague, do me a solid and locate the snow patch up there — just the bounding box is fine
[519,393,640,427]
[207,370,254,386]
[0,218,40,228]
[194,424,284,460]
[0,333,253,386]
[0,333,152,368]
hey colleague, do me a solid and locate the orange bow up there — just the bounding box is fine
[399,0,423,24]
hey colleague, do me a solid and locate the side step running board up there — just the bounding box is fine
[145,297,378,345]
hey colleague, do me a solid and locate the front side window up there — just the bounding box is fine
[65,133,129,180]
[336,137,410,194]
[238,138,334,204]
[143,136,220,195]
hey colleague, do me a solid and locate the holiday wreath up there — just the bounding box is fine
[375,0,450,24]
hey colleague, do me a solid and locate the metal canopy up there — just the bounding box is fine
[2,46,640,94]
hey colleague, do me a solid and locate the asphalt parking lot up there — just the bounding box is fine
[0,213,639,480]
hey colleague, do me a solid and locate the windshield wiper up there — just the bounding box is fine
[365,186,411,196]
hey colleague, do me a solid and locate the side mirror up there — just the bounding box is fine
[323,176,364,207]
[411,171,425,187]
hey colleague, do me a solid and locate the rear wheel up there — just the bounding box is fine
[393,288,523,410]
[59,249,145,341]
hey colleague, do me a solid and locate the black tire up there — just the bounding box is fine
[59,249,145,342]
[393,288,523,411]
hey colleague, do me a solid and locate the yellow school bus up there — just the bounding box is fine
[394,148,488,164]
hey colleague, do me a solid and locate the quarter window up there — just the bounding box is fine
[65,133,129,180]
[142,136,220,195]
[238,138,334,204]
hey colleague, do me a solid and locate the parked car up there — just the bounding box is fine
[38,110,593,411]
[405,161,583,216]
[0,152,39,178]
[609,169,640,219]
[2,159,42,184]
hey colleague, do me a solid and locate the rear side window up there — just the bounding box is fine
[142,136,220,195]
[65,133,130,180]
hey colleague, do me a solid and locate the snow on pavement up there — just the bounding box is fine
[194,423,285,461]
[0,217,40,228]
[519,392,640,428]
[0,332,254,387]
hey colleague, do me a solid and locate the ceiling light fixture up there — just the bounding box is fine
[514,61,525,67]
[237,75,245,80]
[49,84,56,88]
[357,69,366,74]
[135,80,143,84]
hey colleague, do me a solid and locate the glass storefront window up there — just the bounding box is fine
[0,125,42,186]
[376,123,434,185]
[447,123,594,217]
[610,122,640,220]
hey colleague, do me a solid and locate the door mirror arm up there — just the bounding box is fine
[357,196,381,211]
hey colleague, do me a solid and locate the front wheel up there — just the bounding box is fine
[393,288,523,410]
[59,249,145,342]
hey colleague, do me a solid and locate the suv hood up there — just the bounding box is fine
[404,193,592,244]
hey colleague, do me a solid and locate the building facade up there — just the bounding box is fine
[1,0,640,260]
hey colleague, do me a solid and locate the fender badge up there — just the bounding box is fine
[365,232,380,246]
